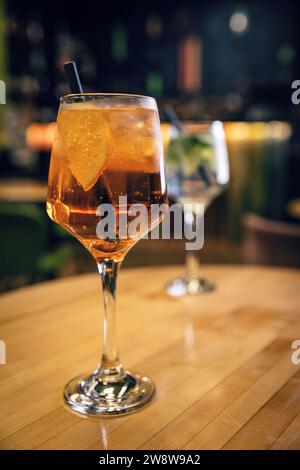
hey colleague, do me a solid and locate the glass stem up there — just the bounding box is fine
[97,259,123,379]
[185,250,200,280]
[184,210,200,280]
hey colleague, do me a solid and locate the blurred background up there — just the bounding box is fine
[1,0,300,291]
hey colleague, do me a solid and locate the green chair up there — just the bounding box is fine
[0,204,47,288]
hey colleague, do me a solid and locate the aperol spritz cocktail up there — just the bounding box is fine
[47,96,166,261]
[47,94,167,415]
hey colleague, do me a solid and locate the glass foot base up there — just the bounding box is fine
[166,277,215,297]
[64,370,155,416]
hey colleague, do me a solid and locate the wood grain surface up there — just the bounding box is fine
[0,265,300,450]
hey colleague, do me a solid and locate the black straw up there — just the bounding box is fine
[63,61,114,201]
[164,105,184,133]
[64,61,83,93]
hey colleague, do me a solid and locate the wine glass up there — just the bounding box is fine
[165,121,229,296]
[47,93,167,415]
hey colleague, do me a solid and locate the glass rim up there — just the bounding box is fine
[60,92,157,106]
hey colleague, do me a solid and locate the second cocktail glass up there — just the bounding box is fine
[47,94,167,415]
[165,122,229,296]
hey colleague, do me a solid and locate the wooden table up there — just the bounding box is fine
[0,265,300,450]
[0,179,47,203]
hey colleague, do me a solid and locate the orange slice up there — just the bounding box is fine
[57,108,109,191]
